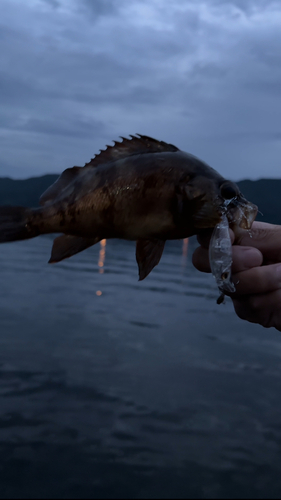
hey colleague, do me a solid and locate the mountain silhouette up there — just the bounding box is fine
[0,175,280,225]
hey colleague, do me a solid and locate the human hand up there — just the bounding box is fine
[192,222,281,331]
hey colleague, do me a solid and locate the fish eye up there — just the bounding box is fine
[221,272,229,280]
[220,182,239,200]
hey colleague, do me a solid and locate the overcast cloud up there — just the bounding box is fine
[0,0,280,179]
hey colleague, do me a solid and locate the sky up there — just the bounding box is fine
[0,0,281,180]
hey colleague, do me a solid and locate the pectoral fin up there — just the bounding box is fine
[136,239,165,281]
[49,235,100,263]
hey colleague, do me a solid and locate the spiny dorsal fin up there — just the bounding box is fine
[84,134,179,168]
[40,135,179,206]
[40,166,82,206]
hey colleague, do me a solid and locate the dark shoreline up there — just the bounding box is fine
[0,175,280,225]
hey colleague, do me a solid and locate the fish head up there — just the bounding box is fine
[218,269,236,294]
[217,180,258,231]
[190,177,257,233]
[222,269,235,288]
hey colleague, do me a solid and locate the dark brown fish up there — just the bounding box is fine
[0,135,257,280]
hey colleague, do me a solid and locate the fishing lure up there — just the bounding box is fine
[209,213,236,304]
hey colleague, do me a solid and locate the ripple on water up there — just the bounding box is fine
[1,238,281,497]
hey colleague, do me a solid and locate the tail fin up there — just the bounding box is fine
[0,206,36,243]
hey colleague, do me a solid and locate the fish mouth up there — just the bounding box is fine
[220,195,258,230]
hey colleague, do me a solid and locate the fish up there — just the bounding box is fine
[0,134,257,280]
[209,212,236,304]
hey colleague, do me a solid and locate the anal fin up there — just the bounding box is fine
[49,235,100,263]
[136,239,165,280]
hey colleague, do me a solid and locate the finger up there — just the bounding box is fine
[232,263,281,296]
[231,246,263,274]
[197,228,235,249]
[196,229,213,249]
[192,245,263,274]
[192,246,211,273]
[235,222,281,263]
[232,290,281,331]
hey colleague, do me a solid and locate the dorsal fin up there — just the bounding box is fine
[84,134,179,168]
[40,135,179,206]
[40,166,82,206]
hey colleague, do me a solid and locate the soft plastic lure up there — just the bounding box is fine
[209,213,236,304]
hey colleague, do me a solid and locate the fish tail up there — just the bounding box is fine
[0,206,41,243]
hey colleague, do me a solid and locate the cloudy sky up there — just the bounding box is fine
[1,0,281,180]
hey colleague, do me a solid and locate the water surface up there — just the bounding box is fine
[0,237,281,498]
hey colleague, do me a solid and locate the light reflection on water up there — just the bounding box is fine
[0,236,281,497]
[98,238,106,274]
[96,239,107,296]
[181,237,189,269]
